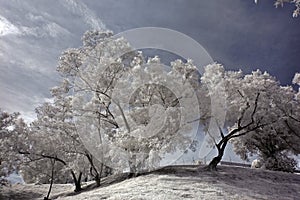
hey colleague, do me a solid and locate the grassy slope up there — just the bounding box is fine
[1,165,300,200]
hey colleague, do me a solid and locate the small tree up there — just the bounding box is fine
[199,64,298,171]
[0,109,27,183]
[25,97,106,190]
[232,72,300,172]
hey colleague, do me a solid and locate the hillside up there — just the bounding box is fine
[1,165,299,200]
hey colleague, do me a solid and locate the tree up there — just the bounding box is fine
[199,64,300,171]
[20,101,88,192]
[56,30,199,175]
[0,109,27,184]
[17,93,112,197]
[23,91,112,190]
[232,123,299,172]
[231,72,300,172]
[50,76,112,187]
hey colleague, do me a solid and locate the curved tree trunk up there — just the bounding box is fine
[206,155,223,171]
[203,93,263,171]
[205,139,228,171]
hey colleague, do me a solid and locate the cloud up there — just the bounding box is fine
[0,0,109,121]
[0,15,20,36]
[19,22,71,38]
[0,13,72,38]
[0,63,56,122]
[0,0,299,122]
[60,0,107,30]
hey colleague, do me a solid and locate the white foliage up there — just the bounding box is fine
[200,63,300,171]
[251,159,263,168]
[255,0,300,17]
[292,73,300,85]
[55,30,201,173]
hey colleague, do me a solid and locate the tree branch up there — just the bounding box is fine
[18,151,67,166]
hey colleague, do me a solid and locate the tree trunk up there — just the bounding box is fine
[94,163,102,188]
[128,154,137,178]
[206,155,223,171]
[205,140,228,171]
[44,160,55,200]
[85,153,102,187]
[71,171,82,192]
[94,173,100,187]
[95,163,103,187]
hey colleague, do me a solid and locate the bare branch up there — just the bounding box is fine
[18,151,67,166]
[114,101,130,133]
[207,130,220,151]
[237,89,244,98]
[285,120,300,139]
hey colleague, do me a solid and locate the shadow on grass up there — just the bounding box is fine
[0,185,44,200]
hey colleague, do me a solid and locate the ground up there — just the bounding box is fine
[1,165,299,200]
[0,183,73,200]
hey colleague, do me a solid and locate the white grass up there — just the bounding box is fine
[1,165,299,200]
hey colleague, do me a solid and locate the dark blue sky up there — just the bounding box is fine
[84,0,300,85]
[0,0,299,120]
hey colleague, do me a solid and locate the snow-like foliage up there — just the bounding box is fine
[251,159,263,168]
[275,0,300,17]
[0,110,28,185]
[292,73,300,85]
[255,0,300,17]
[200,64,300,171]
[54,30,200,174]
[293,73,300,100]
[224,70,300,172]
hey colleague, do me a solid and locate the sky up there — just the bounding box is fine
[0,0,299,122]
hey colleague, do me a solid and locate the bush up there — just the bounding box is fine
[263,154,297,173]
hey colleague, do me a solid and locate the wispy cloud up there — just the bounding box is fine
[0,0,108,121]
[60,0,107,30]
[0,13,71,38]
[20,22,71,38]
[0,15,71,40]
[0,15,20,36]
